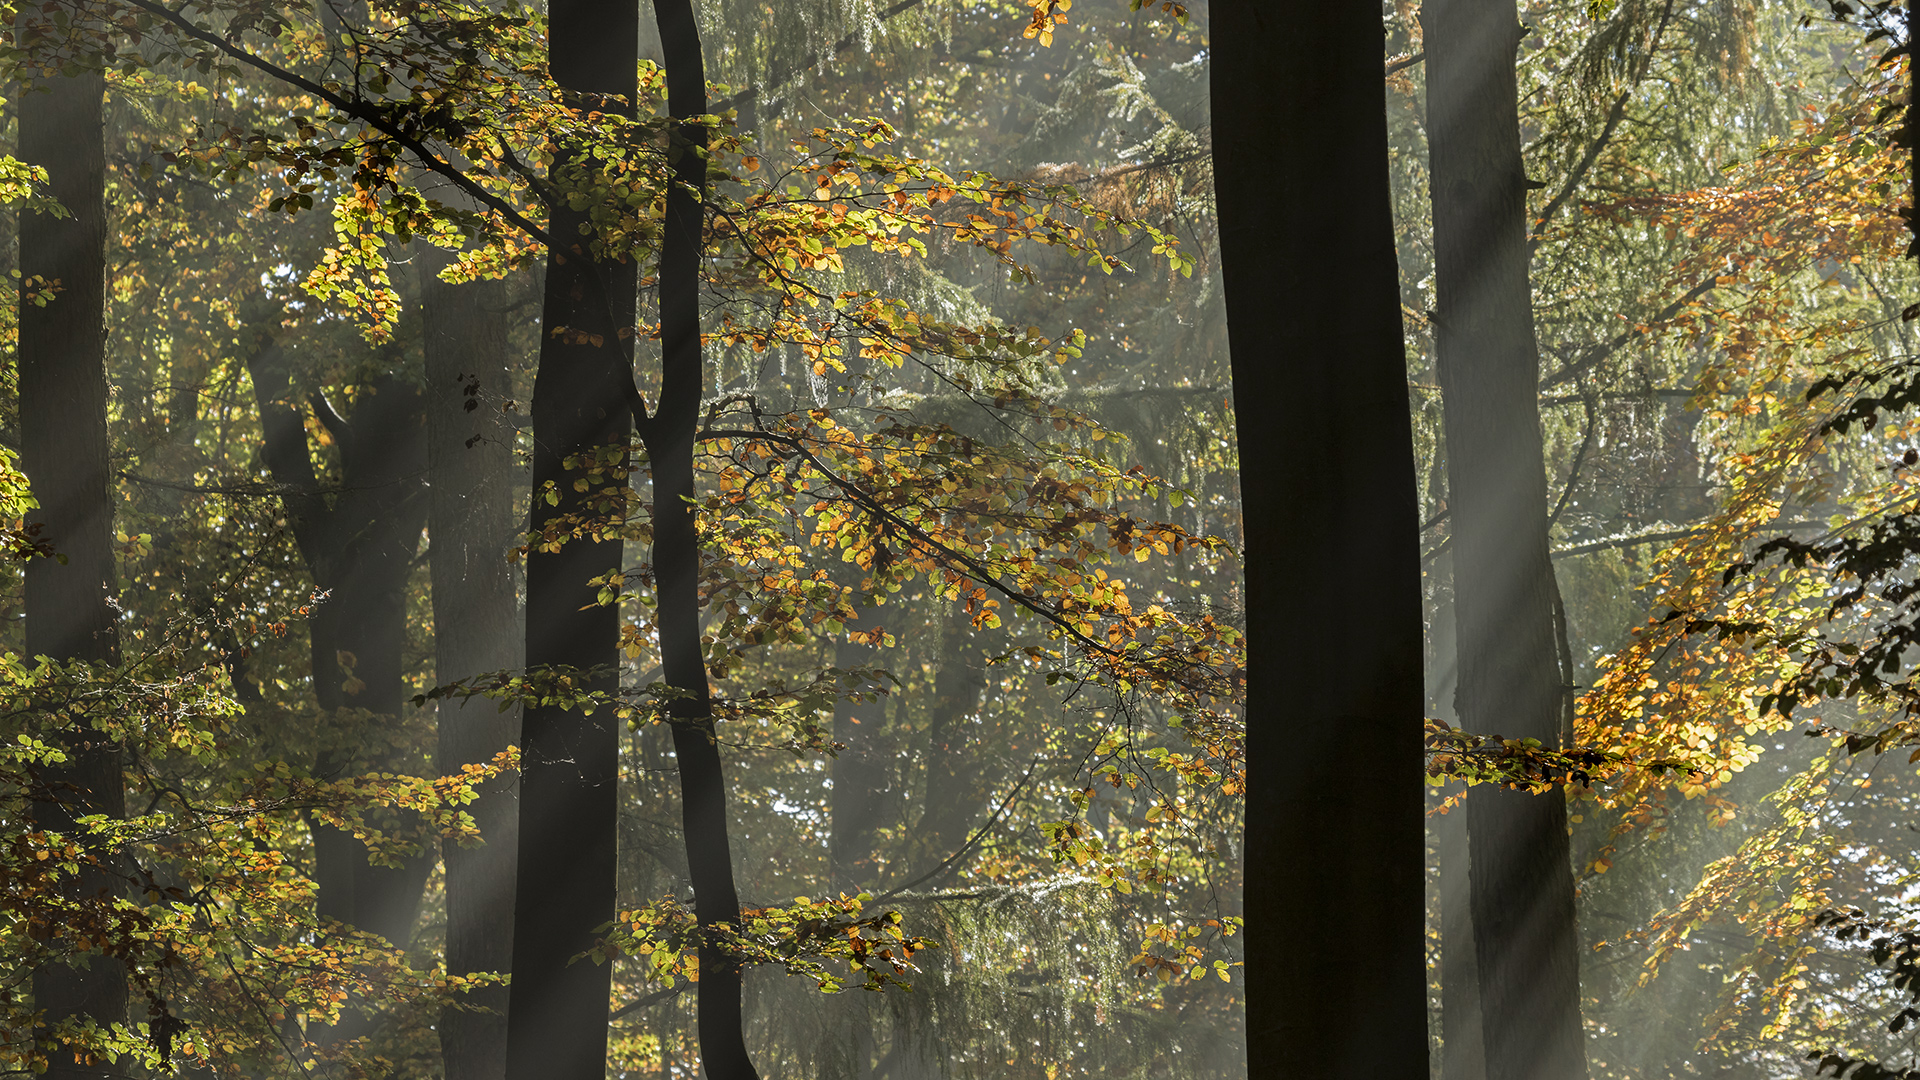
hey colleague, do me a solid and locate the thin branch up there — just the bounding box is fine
[713,0,927,114]
[1547,394,1597,531]
[1538,387,1694,406]
[1538,275,1717,390]
[1527,0,1673,252]
[608,983,688,1021]
[1551,528,1697,559]
[1385,50,1425,75]
[117,471,322,498]
[871,756,1040,904]
[702,423,1121,659]
[1529,87,1629,254]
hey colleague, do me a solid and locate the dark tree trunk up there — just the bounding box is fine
[1425,2,1591,1077]
[424,255,521,1080]
[20,63,127,1080]
[1212,4,1430,1078]
[642,4,758,1078]
[247,348,433,955]
[503,2,636,1076]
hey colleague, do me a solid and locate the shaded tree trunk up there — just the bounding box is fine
[247,348,433,955]
[1430,552,1486,1080]
[1425,2,1590,1078]
[1212,4,1430,1078]
[641,3,759,1077]
[424,255,521,1080]
[20,61,127,1080]
[500,0,636,1075]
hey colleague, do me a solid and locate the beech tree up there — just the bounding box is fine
[502,0,637,1074]
[1213,2,1428,1076]
[424,246,520,1080]
[1424,0,1590,1076]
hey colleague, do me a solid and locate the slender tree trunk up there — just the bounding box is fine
[825,601,889,1080]
[425,254,521,1080]
[1425,2,1589,1077]
[20,62,127,1080]
[1212,4,1430,1078]
[503,3,636,1076]
[248,348,433,958]
[643,4,759,1077]
[829,617,889,891]
[913,617,998,876]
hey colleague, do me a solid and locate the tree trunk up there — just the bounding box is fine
[502,1,636,1076]
[1212,4,1430,1078]
[1424,1,1590,1077]
[424,254,521,1080]
[643,3,759,1077]
[20,61,127,1080]
[913,617,998,878]
[248,346,433,958]
[1430,553,1486,1080]
[829,616,890,892]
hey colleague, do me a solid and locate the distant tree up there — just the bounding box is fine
[244,343,433,962]
[424,249,520,1080]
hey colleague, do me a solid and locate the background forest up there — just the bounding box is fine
[13,0,1920,1079]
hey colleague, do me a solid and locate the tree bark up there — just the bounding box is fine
[501,0,637,1075]
[1424,1,1590,1077]
[1212,4,1430,1078]
[424,254,521,1080]
[642,3,759,1077]
[20,62,127,1080]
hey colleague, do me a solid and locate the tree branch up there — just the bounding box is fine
[607,983,687,1022]
[119,0,551,245]
[308,390,354,455]
[1538,275,1717,390]
[713,0,927,114]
